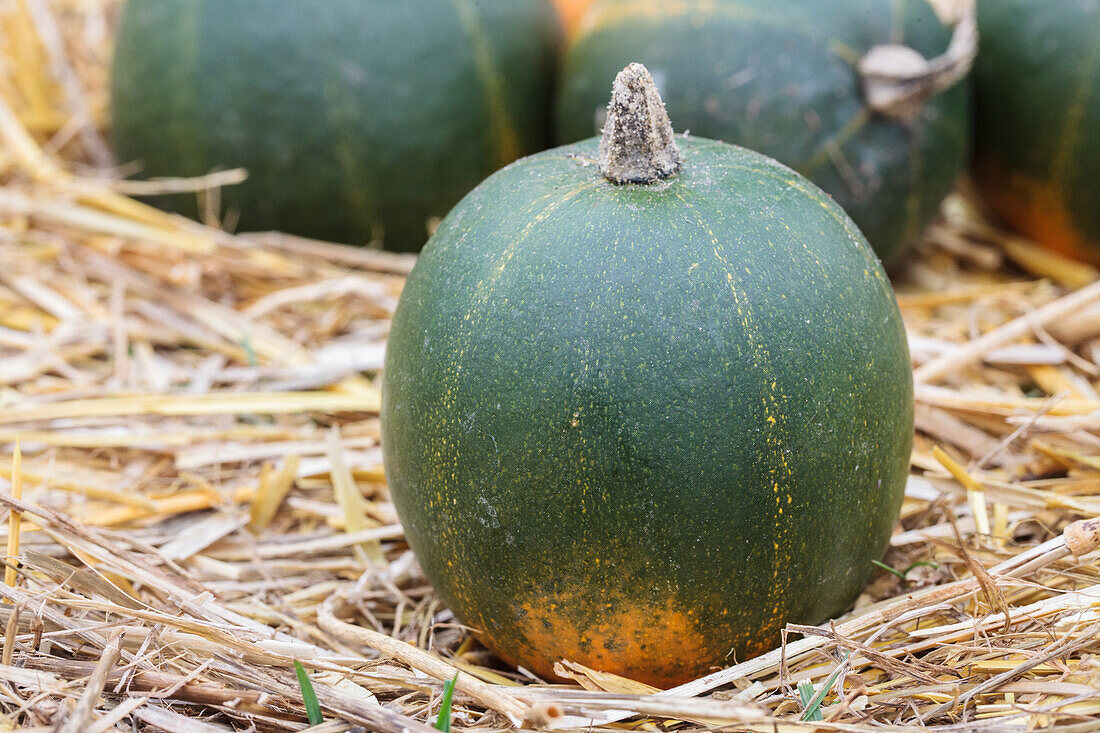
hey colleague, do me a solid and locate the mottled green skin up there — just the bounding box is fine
[973,0,1100,260]
[382,136,913,685]
[556,0,969,267]
[111,0,558,252]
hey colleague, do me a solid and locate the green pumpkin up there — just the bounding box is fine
[973,0,1100,263]
[110,0,558,252]
[382,64,912,686]
[556,0,970,267]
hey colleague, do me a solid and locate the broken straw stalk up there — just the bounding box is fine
[1,1,1100,728]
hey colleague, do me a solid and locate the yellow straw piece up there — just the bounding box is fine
[932,445,991,537]
[0,390,380,425]
[248,456,301,531]
[993,502,1009,546]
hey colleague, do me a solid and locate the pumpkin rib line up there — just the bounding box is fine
[888,0,905,45]
[705,162,847,231]
[321,79,380,244]
[799,107,871,178]
[1048,17,1100,199]
[901,119,925,250]
[176,8,208,195]
[449,0,523,169]
[701,160,890,303]
[672,186,796,625]
[433,176,603,435]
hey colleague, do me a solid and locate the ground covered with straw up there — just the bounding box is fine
[0,2,1097,731]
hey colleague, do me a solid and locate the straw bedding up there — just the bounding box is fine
[0,1,1097,731]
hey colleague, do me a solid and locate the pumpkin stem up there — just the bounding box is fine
[598,63,681,184]
[859,2,976,122]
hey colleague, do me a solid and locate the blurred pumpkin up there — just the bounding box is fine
[556,0,971,267]
[111,0,558,252]
[972,0,1100,263]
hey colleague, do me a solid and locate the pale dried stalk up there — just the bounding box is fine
[925,622,1100,719]
[0,391,381,426]
[57,629,124,733]
[130,706,233,733]
[316,591,530,726]
[24,0,112,167]
[581,517,1099,726]
[3,442,21,590]
[914,279,1100,383]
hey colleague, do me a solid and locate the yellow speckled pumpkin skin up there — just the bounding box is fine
[381,135,913,686]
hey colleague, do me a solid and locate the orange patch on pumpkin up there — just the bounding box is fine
[479,591,758,688]
[974,154,1098,265]
[553,0,596,34]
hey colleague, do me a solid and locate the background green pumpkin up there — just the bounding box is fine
[556,0,969,267]
[972,0,1100,263]
[382,67,913,686]
[111,0,558,252]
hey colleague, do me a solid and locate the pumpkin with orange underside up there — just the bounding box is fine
[382,64,912,686]
[972,0,1100,263]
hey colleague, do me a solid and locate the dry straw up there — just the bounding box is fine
[0,0,1098,730]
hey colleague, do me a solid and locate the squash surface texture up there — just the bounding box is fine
[383,66,912,686]
[556,0,969,266]
[973,0,1100,262]
[111,0,557,252]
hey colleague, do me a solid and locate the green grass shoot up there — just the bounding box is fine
[872,559,940,584]
[798,650,852,722]
[240,336,258,367]
[435,673,459,732]
[797,680,820,721]
[294,660,323,726]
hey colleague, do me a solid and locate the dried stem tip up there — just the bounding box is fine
[598,63,681,184]
[1065,517,1100,557]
